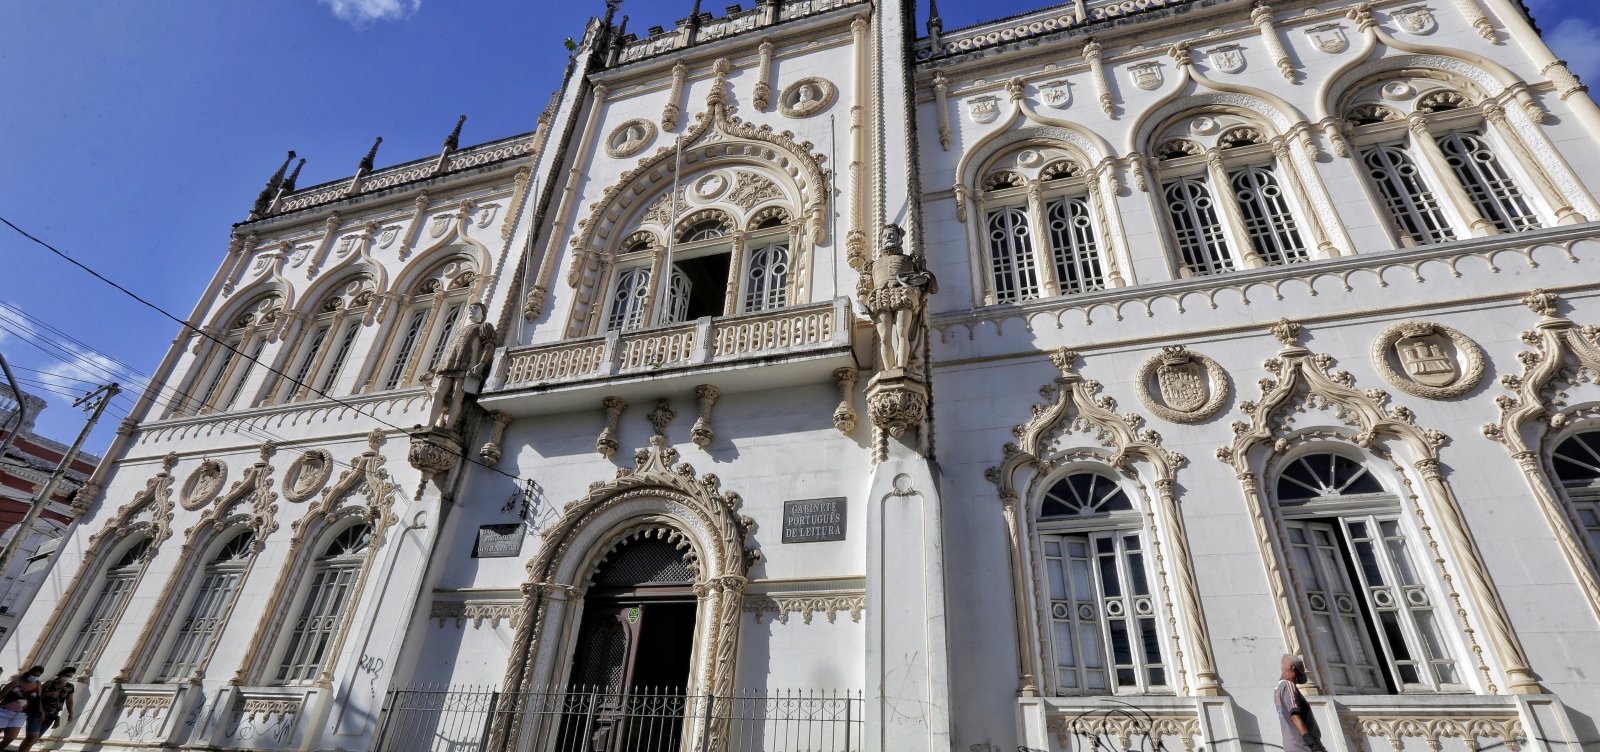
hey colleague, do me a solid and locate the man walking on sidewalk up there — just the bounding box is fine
[1276,654,1327,752]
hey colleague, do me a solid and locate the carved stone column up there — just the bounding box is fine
[1205,151,1263,269]
[832,367,858,433]
[1413,458,1543,694]
[1234,471,1319,693]
[1406,116,1497,237]
[1154,478,1222,695]
[479,410,512,466]
[1084,38,1113,116]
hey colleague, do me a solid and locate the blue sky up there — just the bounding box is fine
[2,0,1598,454]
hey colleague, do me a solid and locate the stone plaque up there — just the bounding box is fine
[474,523,525,558]
[782,497,847,544]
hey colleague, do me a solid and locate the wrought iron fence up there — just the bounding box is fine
[374,685,863,752]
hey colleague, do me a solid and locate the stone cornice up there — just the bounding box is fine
[933,223,1600,335]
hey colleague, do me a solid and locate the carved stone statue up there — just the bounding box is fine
[863,224,937,374]
[428,302,497,432]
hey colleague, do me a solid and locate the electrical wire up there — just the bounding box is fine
[0,213,525,482]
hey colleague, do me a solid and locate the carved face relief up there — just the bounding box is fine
[967,95,1000,124]
[1305,24,1349,54]
[1136,346,1229,424]
[1372,321,1484,399]
[180,460,228,511]
[1391,6,1437,35]
[779,78,836,118]
[1039,80,1070,109]
[1129,62,1163,91]
[1206,45,1245,74]
[606,118,657,159]
[284,450,333,503]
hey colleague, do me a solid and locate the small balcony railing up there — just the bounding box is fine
[494,298,853,392]
[373,684,863,752]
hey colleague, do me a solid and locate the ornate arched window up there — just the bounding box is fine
[275,275,376,403]
[173,293,282,416]
[157,529,255,681]
[973,146,1109,304]
[273,523,372,685]
[62,536,152,668]
[1273,451,1460,694]
[1036,471,1168,695]
[374,257,478,391]
[595,168,803,333]
[1550,431,1600,560]
[1151,114,1313,276]
[1342,76,1546,246]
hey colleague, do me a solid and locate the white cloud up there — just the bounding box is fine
[318,0,421,28]
[0,302,144,405]
[1545,17,1600,89]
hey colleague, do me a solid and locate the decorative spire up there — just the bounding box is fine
[442,115,466,152]
[281,157,306,194]
[927,0,943,46]
[250,150,296,219]
[358,136,383,173]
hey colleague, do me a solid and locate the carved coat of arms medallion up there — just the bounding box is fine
[377,226,399,248]
[967,96,1000,124]
[181,459,228,511]
[1371,321,1484,399]
[284,449,334,502]
[1137,346,1229,423]
[1039,80,1070,109]
[1206,45,1246,74]
[1305,24,1349,54]
[1129,62,1163,91]
[1391,6,1437,35]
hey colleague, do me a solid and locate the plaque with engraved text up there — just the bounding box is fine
[474,523,525,558]
[782,497,846,543]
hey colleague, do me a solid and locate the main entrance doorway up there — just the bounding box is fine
[557,534,699,751]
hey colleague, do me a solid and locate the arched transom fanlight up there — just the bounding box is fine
[1040,472,1133,518]
[319,276,377,313]
[1553,432,1600,486]
[1152,112,1275,156]
[413,257,478,295]
[978,144,1088,193]
[1340,75,1478,123]
[1276,453,1385,501]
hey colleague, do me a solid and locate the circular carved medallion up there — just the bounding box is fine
[779,77,836,119]
[180,459,228,511]
[284,450,333,503]
[605,118,657,159]
[1136,346,1229,424]
[1371,321,1484,399]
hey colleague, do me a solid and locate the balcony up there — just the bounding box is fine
[481,298,856,415]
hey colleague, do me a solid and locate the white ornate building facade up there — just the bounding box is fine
[10,0,1600,750]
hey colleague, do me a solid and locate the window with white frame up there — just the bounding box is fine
[375,257,478,391]
[275,523,371,685]
[174,294,282,416]
[63,537,151,669]
[277,276,375,403]
[1549,431,1600,562]
[1036,471,1168,695]
[976,149,1108,305]
[601,199,798,332]
[1275,452,1461,694]
[157,529,255,681]
[1344,79,1545,247]
[1153,116,1312,276]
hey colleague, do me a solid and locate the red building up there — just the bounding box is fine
[0,385,101,639]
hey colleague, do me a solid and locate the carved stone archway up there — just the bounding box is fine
[495,436,760,751]
[1218,320,1540,695]
[1484,290,1600,626]
[987,348,1220,698]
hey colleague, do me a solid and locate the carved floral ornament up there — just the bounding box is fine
[605,118,657,159]
[777,77,836,119]
[986,348,1221,698]
[494,435,760,749]
[180,459,228,511]
[1370,321,1485,400]
[1217,319,1542,696]
[1136,345,1229,424]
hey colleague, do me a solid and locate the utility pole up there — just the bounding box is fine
[0,382,119,593]
[0,352,28,465]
